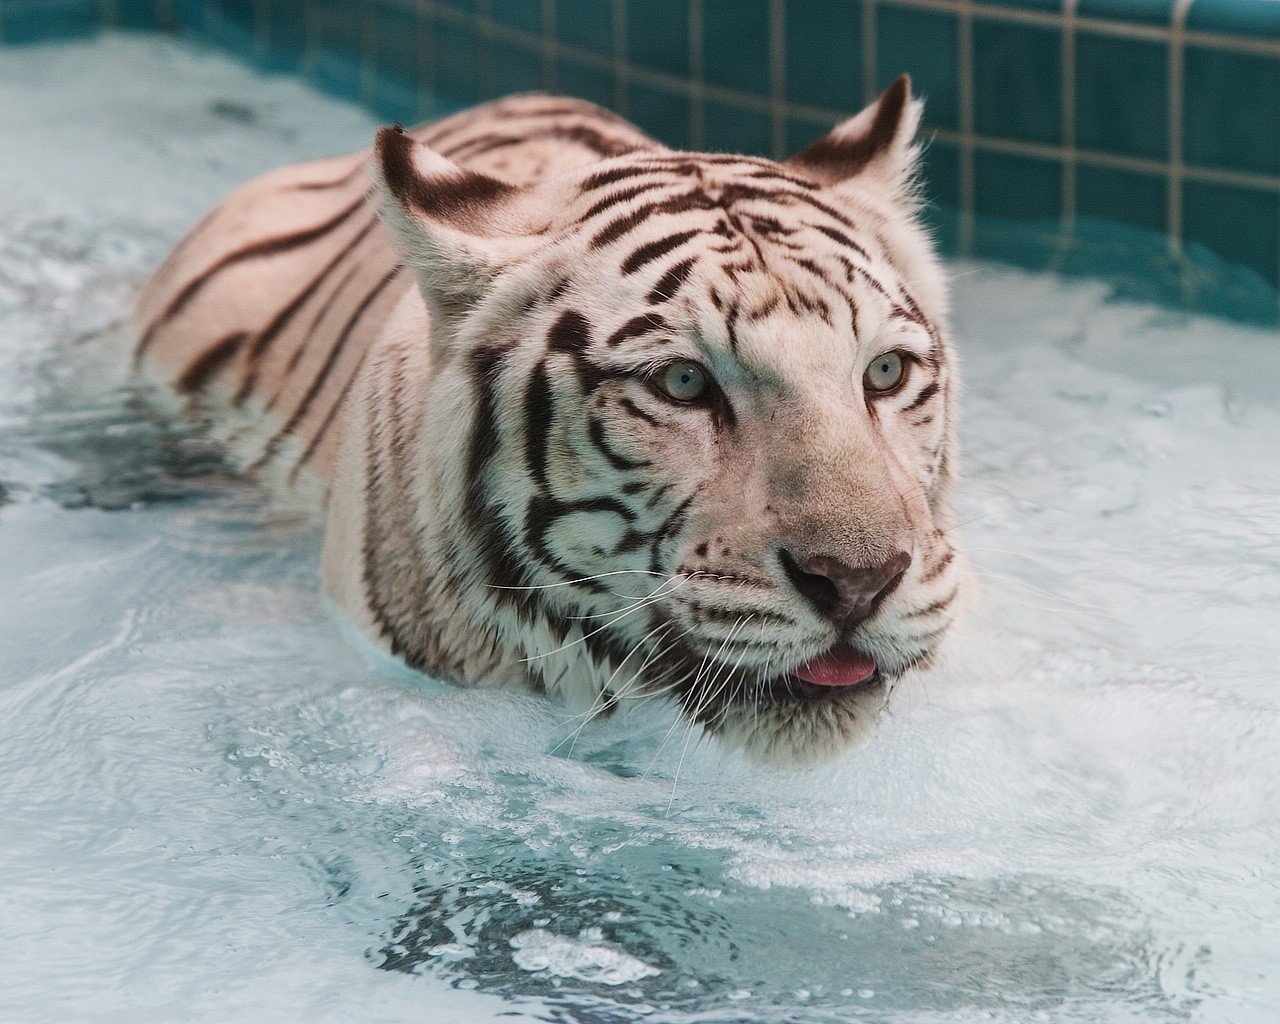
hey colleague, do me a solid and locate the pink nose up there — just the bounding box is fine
[780,549,912,631]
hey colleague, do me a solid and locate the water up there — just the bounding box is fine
[2,34,1278,1024]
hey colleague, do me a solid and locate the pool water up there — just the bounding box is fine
[2,34,1279,1024]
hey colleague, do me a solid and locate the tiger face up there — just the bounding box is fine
[372,79,966,762]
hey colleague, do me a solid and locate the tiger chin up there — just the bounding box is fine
[135,77,968,765]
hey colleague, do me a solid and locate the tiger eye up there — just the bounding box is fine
[658,361,709,402]
[864,351,906,393]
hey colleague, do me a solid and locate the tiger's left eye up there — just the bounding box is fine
[864,351,906,394]
[657,360,710,402]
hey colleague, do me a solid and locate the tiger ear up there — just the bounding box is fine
[785,75,923,203]
[372,125,543,351]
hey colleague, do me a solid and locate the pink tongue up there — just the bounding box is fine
[793,645,878,687]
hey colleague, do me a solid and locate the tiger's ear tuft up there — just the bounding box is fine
[785,76,923,203]
[372,125,542,354]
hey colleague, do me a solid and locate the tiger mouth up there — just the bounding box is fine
[766,666,886,702]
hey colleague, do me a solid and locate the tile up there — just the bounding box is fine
[877,3,959,130]
[627,0,689,78]
[1187,0,1280,40]
[1075,163,1167,233]
[432,18,483,106]
[555,0,614,57]
[2,0,100,43]
[785,0,860,111]
[490,38,543,96]
[702,0,769,96]
[312,49,363,100]
[112,0,163,29]
[370,0,423,89]
[974,148,1062,221]
[787,116,835,157]
[1074,31,1168,161]
[1076,0,1174,26]
[974,18,1063,146]
[555,56,615,109]
[490,0,541,35]
[1184,47,1280,176]
[625,81,693,149]
[1183,180,1280,289]
[369,72,424,125]
[920,137,962,210]
[978,0,1063,10]
[260,0,307,72]
[702,99,772,155]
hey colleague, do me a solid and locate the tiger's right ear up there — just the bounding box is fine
[372,125,544,350]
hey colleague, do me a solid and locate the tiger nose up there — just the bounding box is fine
[780,549,912,628]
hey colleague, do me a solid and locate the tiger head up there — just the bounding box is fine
[372,79,966,763]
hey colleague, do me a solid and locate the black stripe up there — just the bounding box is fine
[621,230,698,275]
[590,202,658,249]
[903,380,938,411]
[588,416,648,471]
[136,195,365,360]
[234,217,379,405]
[174,331,247,393]
[606,314,668,348]
[647,258,695,304]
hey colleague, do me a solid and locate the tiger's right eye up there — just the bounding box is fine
[656,361,710,403]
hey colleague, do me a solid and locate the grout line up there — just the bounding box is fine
[377,0,1280,198]
[1169,0,1193,305]
[1060,0,1079,247]
[540,0,556,91]
[253,0,268,65]
[358,0,375,109]
[301,0,317,80]
[689,0,704,149]
[769,0,787,160]
[862,0,878,106]
[417,0,434,118]
[476,0,494,100]
[612,0,627,114]
[878,0,1280,57]
[957,0,976,255]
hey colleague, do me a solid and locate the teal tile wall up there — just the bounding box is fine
[3,0,1279,323]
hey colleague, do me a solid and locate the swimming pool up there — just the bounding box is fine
[2,32,1279,1024]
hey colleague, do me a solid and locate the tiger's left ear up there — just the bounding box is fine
[785,75,923,204]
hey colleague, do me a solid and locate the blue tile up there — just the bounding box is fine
[787,117,834,156]
[785,0,860,111]
[877,4,959,130]
[1187,0,1280,39]
[556,57,614,109]
[490,0,541,35]
[260,0,306,72]
[112,0,162,29]
[313,50,363,100]
[1075,164,1167,233]
[369,72,423,124]
[703,0,769,96]
[1077,0,1174,25]
[703,99,772,155]
[1074,32,1168,160]
[921,138,962,210]
[2,0,100,43]
[370,0,422,88]
[433,19,483,106]
[1184,48,1280,176]
[626,81,693,149]
[490,38,543,96]
[978,0,1063,9]
[974,19,1062,146]
[555,0,614,57]
[1183,180,1280,288]
[974,149,1062,221]
[627,0,689,77]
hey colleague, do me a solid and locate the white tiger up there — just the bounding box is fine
[136,78,966,762]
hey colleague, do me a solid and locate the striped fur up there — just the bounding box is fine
[136,82,968,762]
